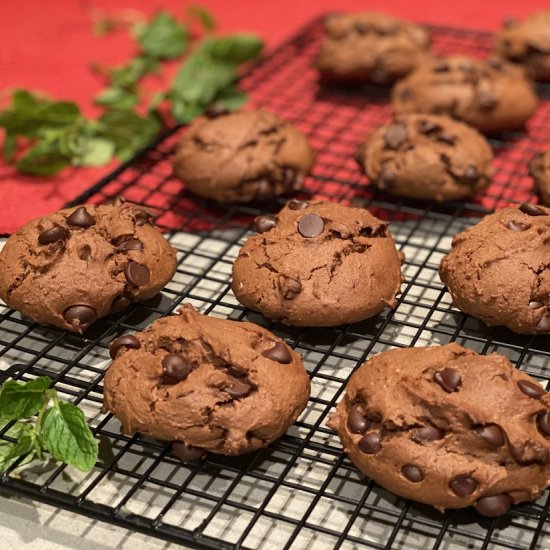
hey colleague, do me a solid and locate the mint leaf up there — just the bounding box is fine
[136,11,188,60]
[95,87,138,110]
[16,141,71,176]
[204,34,263,64]
[187,5,216,31]
[3,132,17,162]
[0,424,36,472]
[76,137,115,167]
[110,56,158,89]
[212,86,248,111]
[0,377,50,422]
[41,401,98,472]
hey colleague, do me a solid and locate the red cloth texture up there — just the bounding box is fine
[0,0,548,234]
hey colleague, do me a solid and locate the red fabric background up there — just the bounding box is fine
[0,0,548,234]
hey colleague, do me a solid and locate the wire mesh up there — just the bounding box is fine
[2,16,550,550]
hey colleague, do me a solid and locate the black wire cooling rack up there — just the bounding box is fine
[2,15,550,550]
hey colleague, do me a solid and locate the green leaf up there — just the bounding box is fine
[110,56,158,89]
[41,401,98,472]
[75,137,115,167]
[187,5,216,31]
[212,86,248,111]
[16,141,71,176]
[171,99,205,124]
[0,377,50,422]
[2,131,17,162]
[13,89,38,110]
[136,11,188,60]
[203,34,263,64]
[0,426,36,472]
[93,17,118,36]
[94,87,138,110]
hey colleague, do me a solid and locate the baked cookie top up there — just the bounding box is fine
[530,150,550,206]
[440,203,550,334]
[0,200,177,333]
[173,109,314,203]
[329,343,550,516]
[103,304,311,456]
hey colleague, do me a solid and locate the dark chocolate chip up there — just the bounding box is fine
[537,312,550,333]
[519,203,546,216]
[279,276,302,299]
[253,215,278,233]
[378,166,396,190]
[412,424,445,443]
[227,367,246,378]
[288,199,309,211]
[401,464,424,482]
[134,210,152,226]
[162,353,193,384]
[537,411,550,437]
[111,295,132,313]
[419,120,441,135]
[109,334,141,359]
[204,104,230,118]
[347,405,370,434]
[38,225,68,245]
[506,220,529,231]
[474,494,513,517]
[262,342,292,364]
[450,475,478,497]
[384,123,408,150]
[358,432,381,454]
[124,261,150,287]
[172,441,206,462]
[63,305,97,331]
[355,21,368,34]
[517,379,545,399]
[477,424,505,449]
[116,238,143,253]
[433,61,450,72]
[298,213,324,238]
[79,245,92,261]
[463,165,479,183]
[283,167,296,188]
[437,133,456,145]
[255,179,273,201]
[529,301,544,309]
[67,206,96,228]
[433,368,462,393]
[225,378,252,398]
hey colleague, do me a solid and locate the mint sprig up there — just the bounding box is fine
[0,376,98,473]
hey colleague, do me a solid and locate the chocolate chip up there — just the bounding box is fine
[378,166,396,190]
[109,334,141,359]
[288,199,309,211]
[437,133,456,145]
[63,305,97,331]
[474,494,513,517]
[225,378,252,398]
[412,424,445,443]
[298,213,324,238]
[517,379,545,399]
[172,441,206,462]
[38,225,68,245]
[537,411,550,437]
[529,301,545,309]
[253,215,278,234]
[124,262,150,287]
[116,238,143,253]
[450,475,478,497]
[134,210,152,226]
[262,342,292,364]
[519,203,546,216]
[488,57,503,69]
[67,206,96,228]
[355,21,368,34]
[433,368,462,393]
[384,123,408,150]
[204,104,230,118]
[478,90,497,109]
[283,167,296,188]
[255,179,273,201]
[162,353,193,384]
[537,312,550,333]
[111,295,131,312]
[477,424,505,448]
[433,61,450,72]
[419,120,441,135]
[463,165,479,183]
[279,276,302,299]
[401,464,423,482]
[506,220,529,231]
[79,245,92,260]
[358,432,381,454]
[348,405,370,434]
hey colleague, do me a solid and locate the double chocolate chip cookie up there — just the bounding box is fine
[316,12,430,84]
[495,12,550,81]
[440,203,550,334]
[173,110,314,203]
[392,55,538,132]
[529,150,550,206]
[0,200,177,333]
[231,200,404,326]
[103,304,310,457]
[329,343,550,516]
[357,114,494,201]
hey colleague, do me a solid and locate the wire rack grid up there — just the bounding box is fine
[2,16,550,550]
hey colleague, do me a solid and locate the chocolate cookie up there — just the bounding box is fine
[495,12,550,81]
[0,200,177,333]
[440,203,550,334]
[103,304,310,457]
[231,200,404,326]
[316,12,430,84]
[357,114,494,201]
[529,150,550,206]
[392,55,538,132]
[328,343,550,516]
[173,110,314,203]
